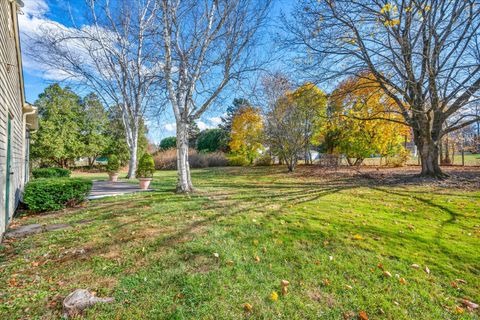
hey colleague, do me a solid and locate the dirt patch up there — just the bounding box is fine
[307,288,337,308]
[293,165,480,190]
[184,254,215,274]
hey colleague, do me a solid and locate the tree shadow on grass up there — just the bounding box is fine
[368,186,468,260]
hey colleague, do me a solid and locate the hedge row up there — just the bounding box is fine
[23,178,92,212]
[32,167,71,179]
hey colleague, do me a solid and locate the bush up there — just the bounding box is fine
[32,167,71,179]
[137,153,155,178]
[160,136,177,150]
[386,149,410,167]
[23,178,92,212]
[227,154,249,166]
[106,154,120,173]
[154,149,228,169]
[204,152,228,167]
[255,153,272,166]
[196,129,225,152]
[154,148,177,170]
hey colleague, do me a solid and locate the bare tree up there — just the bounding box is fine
[159,0,271,193]
[262,73,303,172]
[287,0,480,177]
[28,0,161,178]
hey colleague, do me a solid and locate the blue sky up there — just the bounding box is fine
[18,0,294,143]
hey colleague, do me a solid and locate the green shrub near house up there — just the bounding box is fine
[32,167,71,179]
[23,178,92,212]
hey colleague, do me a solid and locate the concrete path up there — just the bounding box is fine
[88,180,152,200]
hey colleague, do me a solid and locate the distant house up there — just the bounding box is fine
[1,0,38,238]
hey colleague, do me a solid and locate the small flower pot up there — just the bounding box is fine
[138,178,152,190]
[108,172,119,182]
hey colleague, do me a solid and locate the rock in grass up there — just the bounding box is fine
[63,289,114,318]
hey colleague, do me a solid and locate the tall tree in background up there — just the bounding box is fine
[291,83,327,164]
[289,0,480,177]
[219,98,252,150]
[30,0,161,178]
[229,106,264,164]
[31,84,84,167]
[264,94,305,172]
[318,74,411,166]
[80,93,109,167]
[160,0,271,192]
[104,106,149,166]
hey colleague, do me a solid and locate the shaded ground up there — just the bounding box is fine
[0,166,479,319]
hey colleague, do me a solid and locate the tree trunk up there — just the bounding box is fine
[416,137,445,178]
[127,142,138,179]
[176,121,194,193]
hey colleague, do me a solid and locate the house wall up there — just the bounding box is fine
[0,0,27,236]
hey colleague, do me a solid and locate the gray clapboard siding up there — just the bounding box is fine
[0,0,32,238]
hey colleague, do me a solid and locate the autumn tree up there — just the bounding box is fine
[289,0,480,177]
[290,83,328,164]
[265,95,305,171]
[229,106,264,164]
[219,98,252,151]
[317,74,411,166]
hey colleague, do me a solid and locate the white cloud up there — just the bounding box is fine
[196,120,209,130]
[208,116,223,126]
[163,123,176,132]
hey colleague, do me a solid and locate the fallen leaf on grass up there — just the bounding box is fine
[383,271,392,278]
[270,291,278,302]
[461,299,479,310]
[353,234,364,240]
[424,266,430,274]
[254,256,261,263]
[322,279,331,286]
[451,281,459,288]
[344,284,353,290]
[455,306,465,314]
[411,264,420,269]
[377,263,384,270]
[213,253,219,258]
[456,279,467,284]
[358,310,369,320]
[399,277,406,285]
[243,303,253,312]
[281,280,290,287]
[226,260,234,266]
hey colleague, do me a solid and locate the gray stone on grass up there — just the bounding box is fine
[62,289,114,318]
[5,224,42,238]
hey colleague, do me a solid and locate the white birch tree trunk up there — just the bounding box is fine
[176,121,194,193]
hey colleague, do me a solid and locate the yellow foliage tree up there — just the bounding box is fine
[229,106,263,164]
[318,73,411,165]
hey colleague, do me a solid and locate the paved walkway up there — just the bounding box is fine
[88,180,152,200]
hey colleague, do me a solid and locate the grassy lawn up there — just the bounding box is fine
[1,167,479,319]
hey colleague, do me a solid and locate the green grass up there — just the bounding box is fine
[1,167,479,319]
